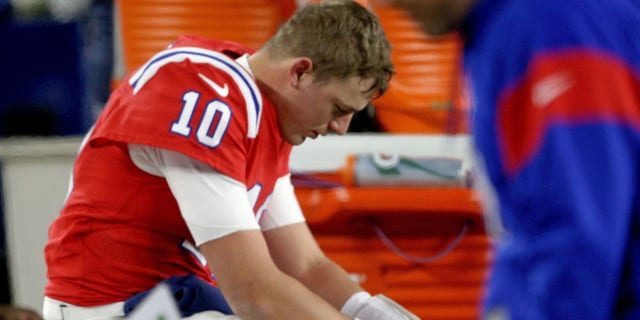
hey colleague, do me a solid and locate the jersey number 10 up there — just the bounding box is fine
[170,91,231,148]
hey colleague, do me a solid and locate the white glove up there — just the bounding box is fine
[342,292,420,320]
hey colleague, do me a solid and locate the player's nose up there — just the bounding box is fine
[328,114,353,135]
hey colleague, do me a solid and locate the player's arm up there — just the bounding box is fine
[129,144,348,319]
[263,222,361,308]
[262,175,421,320]
[200,229,348,319]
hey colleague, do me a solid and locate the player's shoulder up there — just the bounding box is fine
[129,37,253,90]
[122,35,266,140]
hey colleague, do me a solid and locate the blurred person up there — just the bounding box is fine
[387,0,640,319]
[80,0,114,119]
[0,304,42,320]
[42,1,419,320]
[48,0,114,119]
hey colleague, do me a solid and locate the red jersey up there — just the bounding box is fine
[44,35,292,305]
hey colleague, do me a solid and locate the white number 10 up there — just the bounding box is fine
[170,90,231,148]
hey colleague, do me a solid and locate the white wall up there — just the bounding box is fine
[0,136,80,312]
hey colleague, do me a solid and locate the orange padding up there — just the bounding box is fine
[295,183,491,319]
[115,0,287,75]
[370,3,467,134]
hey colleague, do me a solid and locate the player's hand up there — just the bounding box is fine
[0,305,43,320]
[343,293,420,320]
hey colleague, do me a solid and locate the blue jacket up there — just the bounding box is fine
[462,0,640,318]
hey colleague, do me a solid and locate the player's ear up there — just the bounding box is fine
[288,57,313,87]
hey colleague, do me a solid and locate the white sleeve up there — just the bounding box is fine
[128,144,260,246]
[260,174,306,231]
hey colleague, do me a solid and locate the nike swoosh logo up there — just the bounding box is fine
[532,71,574,108]
[198,73,229,97]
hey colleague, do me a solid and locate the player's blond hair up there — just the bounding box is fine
[262,0,394,98]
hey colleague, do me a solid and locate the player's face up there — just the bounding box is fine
[278,75,375,145]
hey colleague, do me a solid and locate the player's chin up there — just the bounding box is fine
[286,134,306,146]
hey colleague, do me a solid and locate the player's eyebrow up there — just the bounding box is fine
[337,98,365,112]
